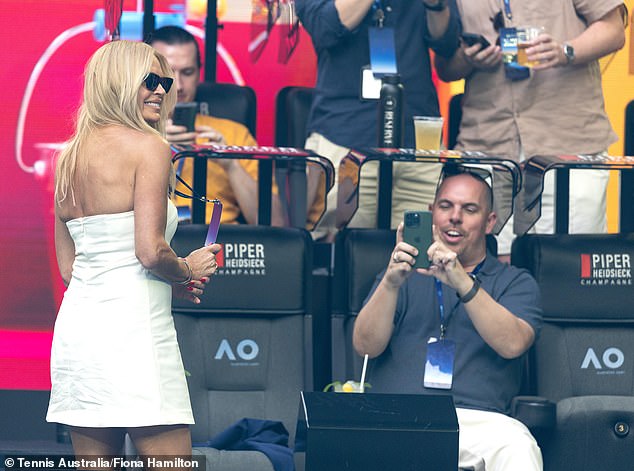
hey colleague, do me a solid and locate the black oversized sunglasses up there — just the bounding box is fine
[143,72,173,93]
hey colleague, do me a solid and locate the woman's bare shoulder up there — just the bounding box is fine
[99,125,167,147]
[94,126,170,163]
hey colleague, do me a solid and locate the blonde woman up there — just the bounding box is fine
[46,40,220,466]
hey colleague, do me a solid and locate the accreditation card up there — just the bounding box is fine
[423,338,455,390]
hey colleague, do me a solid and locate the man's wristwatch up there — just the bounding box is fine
[423,0,447,11]
[458,274,480,303]
[562,43,575,65]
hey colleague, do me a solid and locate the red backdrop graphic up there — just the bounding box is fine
[0,0,316,390]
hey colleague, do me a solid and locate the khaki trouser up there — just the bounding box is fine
[305,132,441,240]
[497,169,609,256]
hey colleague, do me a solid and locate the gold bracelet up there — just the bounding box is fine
[177,257,193,285]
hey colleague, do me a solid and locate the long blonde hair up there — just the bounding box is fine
[55,40,176,205]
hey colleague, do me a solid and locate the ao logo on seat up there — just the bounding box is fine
[581,347,624,369]
[214,339,259,360]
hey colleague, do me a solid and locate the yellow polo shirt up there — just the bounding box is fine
[173,114,258,224]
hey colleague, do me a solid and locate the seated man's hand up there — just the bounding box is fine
[215,158,238,172]
[166,119,198,145]
[425,224,472,294]
[386,222,420,288]
[195,124,227,146]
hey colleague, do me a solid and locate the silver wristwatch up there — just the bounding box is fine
[563,43,575,65]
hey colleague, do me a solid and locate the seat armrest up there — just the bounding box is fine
[511,395,556,430]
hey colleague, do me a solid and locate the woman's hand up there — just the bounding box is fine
[185,243,222,281]
[172,278,210,304]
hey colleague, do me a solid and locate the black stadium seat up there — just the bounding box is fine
[512,233,634,471]
[331,229,396,382]
[171,224,314,470]
[621,100,634,232]
[274,86,314,148]
[195,82,257,138]
[273,86,316,228]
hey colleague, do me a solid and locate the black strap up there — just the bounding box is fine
[173,173,220,204]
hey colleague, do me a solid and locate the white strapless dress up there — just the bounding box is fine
[47,201,194,427]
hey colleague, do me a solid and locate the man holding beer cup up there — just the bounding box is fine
[434,0,628,261]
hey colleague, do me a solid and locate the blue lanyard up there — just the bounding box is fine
[435,259,485,339]
[502,0,512,21]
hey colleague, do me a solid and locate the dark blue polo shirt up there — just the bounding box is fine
[364,254,543,414]
[296,0,461,149]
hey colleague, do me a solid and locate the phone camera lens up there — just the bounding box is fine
[405,212,419,226]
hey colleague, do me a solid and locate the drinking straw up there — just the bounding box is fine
[360,354,369,393]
